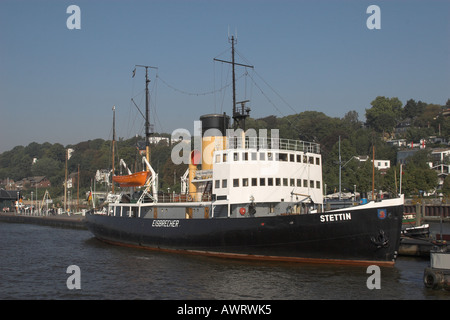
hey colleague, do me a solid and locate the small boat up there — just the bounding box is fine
[401,224,430,238]
[112,171,150,187]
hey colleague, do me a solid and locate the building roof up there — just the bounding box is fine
[0,189,21,200]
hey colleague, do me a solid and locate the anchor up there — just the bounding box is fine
[371,229,390,249]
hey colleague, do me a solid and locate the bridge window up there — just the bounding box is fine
[279,153,288,161]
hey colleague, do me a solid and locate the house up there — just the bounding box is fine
[354,156,390,173]
[387,139,407,148]
[374,160,391,171]
[15,176,51,190]
[0,178,16,190]
[431,148,450,164]
[431,164,449,192]
[397,150,419,165]
[32,176,51,188]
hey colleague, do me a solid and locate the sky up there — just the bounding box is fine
[1,0,449,153]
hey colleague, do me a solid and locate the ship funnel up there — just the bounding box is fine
[188,150,201,198]
[200,113,229,170]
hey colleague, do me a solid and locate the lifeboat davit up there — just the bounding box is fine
[112,171,150,187]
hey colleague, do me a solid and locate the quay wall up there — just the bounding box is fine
[404,203,450,223]
[0,213,87,230]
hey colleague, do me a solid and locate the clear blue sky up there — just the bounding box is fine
[1,0,449,153]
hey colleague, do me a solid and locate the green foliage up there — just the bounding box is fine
[0,95,447,199]
[403,99,427,119]
[365,96,402,134]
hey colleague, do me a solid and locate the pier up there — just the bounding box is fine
[0,213,86,230]
[404,203,450,225]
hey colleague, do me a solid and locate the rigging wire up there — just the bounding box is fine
[232,48,305,138]
[156,72,245,97]
[234,48,300,115]
[247,69,304,138]
[151,73,165,134]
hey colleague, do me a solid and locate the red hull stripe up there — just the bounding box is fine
[98,238,395,267]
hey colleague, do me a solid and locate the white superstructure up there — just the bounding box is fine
[211,137,323,206]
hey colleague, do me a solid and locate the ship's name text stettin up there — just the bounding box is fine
[320,213,352,223]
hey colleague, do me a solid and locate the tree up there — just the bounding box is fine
[401,150,437,196]
[31,157,62,178]
[342,110,361,129]
[414,103,442,128]
[365,96,402,134]
[354,158,381,194]
[402,99,426,120]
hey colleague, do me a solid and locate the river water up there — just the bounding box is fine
[0,221,449,301]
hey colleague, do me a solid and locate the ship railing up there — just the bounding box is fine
[156,192,212,203]
[226,137,320,154]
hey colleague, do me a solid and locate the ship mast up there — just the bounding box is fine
[112,105,116,193]
[134,65,158,167]
[214,35,254,130]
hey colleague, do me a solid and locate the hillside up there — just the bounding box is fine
[1,96,449,202]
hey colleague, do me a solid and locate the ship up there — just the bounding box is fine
[85,37,404,267]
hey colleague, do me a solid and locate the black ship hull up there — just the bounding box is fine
[85,202,403,266]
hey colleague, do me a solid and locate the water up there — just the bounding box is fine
[0,222,449,300]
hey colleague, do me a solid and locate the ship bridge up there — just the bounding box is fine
[210,136,323,207]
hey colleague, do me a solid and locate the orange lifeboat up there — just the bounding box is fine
[112,171,150,187]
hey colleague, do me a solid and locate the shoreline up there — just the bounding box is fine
[0,213,87,230]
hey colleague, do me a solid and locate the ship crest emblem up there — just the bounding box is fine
[377,208,387,220]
